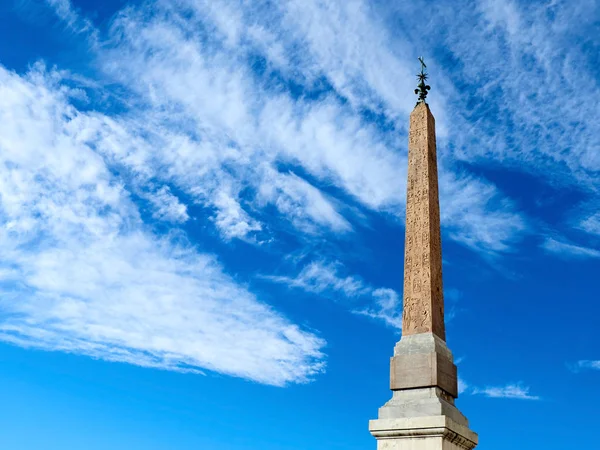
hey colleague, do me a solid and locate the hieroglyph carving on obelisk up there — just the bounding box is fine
[402,102,445,340]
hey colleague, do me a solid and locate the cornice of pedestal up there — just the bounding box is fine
[369,415,478,450]
[393,332,453,360]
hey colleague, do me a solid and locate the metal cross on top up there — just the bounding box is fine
[414,56,431,105]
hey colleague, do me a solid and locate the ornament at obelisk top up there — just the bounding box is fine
[414,56,431,105]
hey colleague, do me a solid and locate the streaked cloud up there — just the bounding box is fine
[265,261,403,329]
[356,288,403,330]
[472,383,540,400]
[17,0,599,389]
[457,376,469,395]
[0,63,325,386]
[88,0,526,252]
[569,360,600,373]
[265,261,368,298]
[541,238,600,259]
[579,212,600,237]
[144,186,189,224]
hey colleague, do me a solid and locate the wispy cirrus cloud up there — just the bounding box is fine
[45,0,96,34]
[256,169,352,235]
[44,0,596,254]
[356,288,403,330]
[541,237,600,259]
[143,186,189,224]
[264,261,403,329]
[568,360,600,373]
[457,376,469,395]
[579,212,600,237]
[408,0,600,185]
[279,0,600,188]
[21,0,598,389]
[380,0,600,254]
[0,63,325,386]
[472,383,540,400]
[89,0,526,253]
[457,357,538,400]
[264,261,368,298]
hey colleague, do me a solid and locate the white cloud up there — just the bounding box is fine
[256,169,352,234]
[472,383,540,400]
[439,170,526,253]
[436,0,598,184]
[541,237,600,259]
[212,190,263,241]
[144,186,189,223]
[579,212,600,237]
[90,0,526,252]
[265,261,403,329]
[45,0,97,38]
[457,374,539,400]
[356,288,403,330]
[8,0,577,386]
[266,261,367,298]
[279,0,417,117]
[47,0,600,262]
[457,376,469,395]
[571,360,600,372]
[0,63,325,386]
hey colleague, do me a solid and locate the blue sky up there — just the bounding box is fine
[0,0,598,448]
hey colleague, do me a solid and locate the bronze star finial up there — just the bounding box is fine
[414,57,431,105]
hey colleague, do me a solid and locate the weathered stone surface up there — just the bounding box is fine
[402,103,445,340]
[390,333,458,397]
[370,416,478,450]
[393,332,453,360]
[378,388,467,426]
[390,353,457,396]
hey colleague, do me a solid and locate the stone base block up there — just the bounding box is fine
[378,388,468,427]
[369,416,478,450]
[390,333,458,398]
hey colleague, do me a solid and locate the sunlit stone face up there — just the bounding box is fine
[402,102,445,341]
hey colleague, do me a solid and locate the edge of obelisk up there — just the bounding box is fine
[369,415,478,448]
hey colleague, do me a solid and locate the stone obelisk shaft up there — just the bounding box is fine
[402,102,445,341]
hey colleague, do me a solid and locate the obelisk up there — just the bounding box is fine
[369,59,478,450]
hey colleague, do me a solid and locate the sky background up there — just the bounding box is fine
[0,0,599,449]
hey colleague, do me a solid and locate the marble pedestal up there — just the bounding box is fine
[369,416,478,450]
[370,333,477,450]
